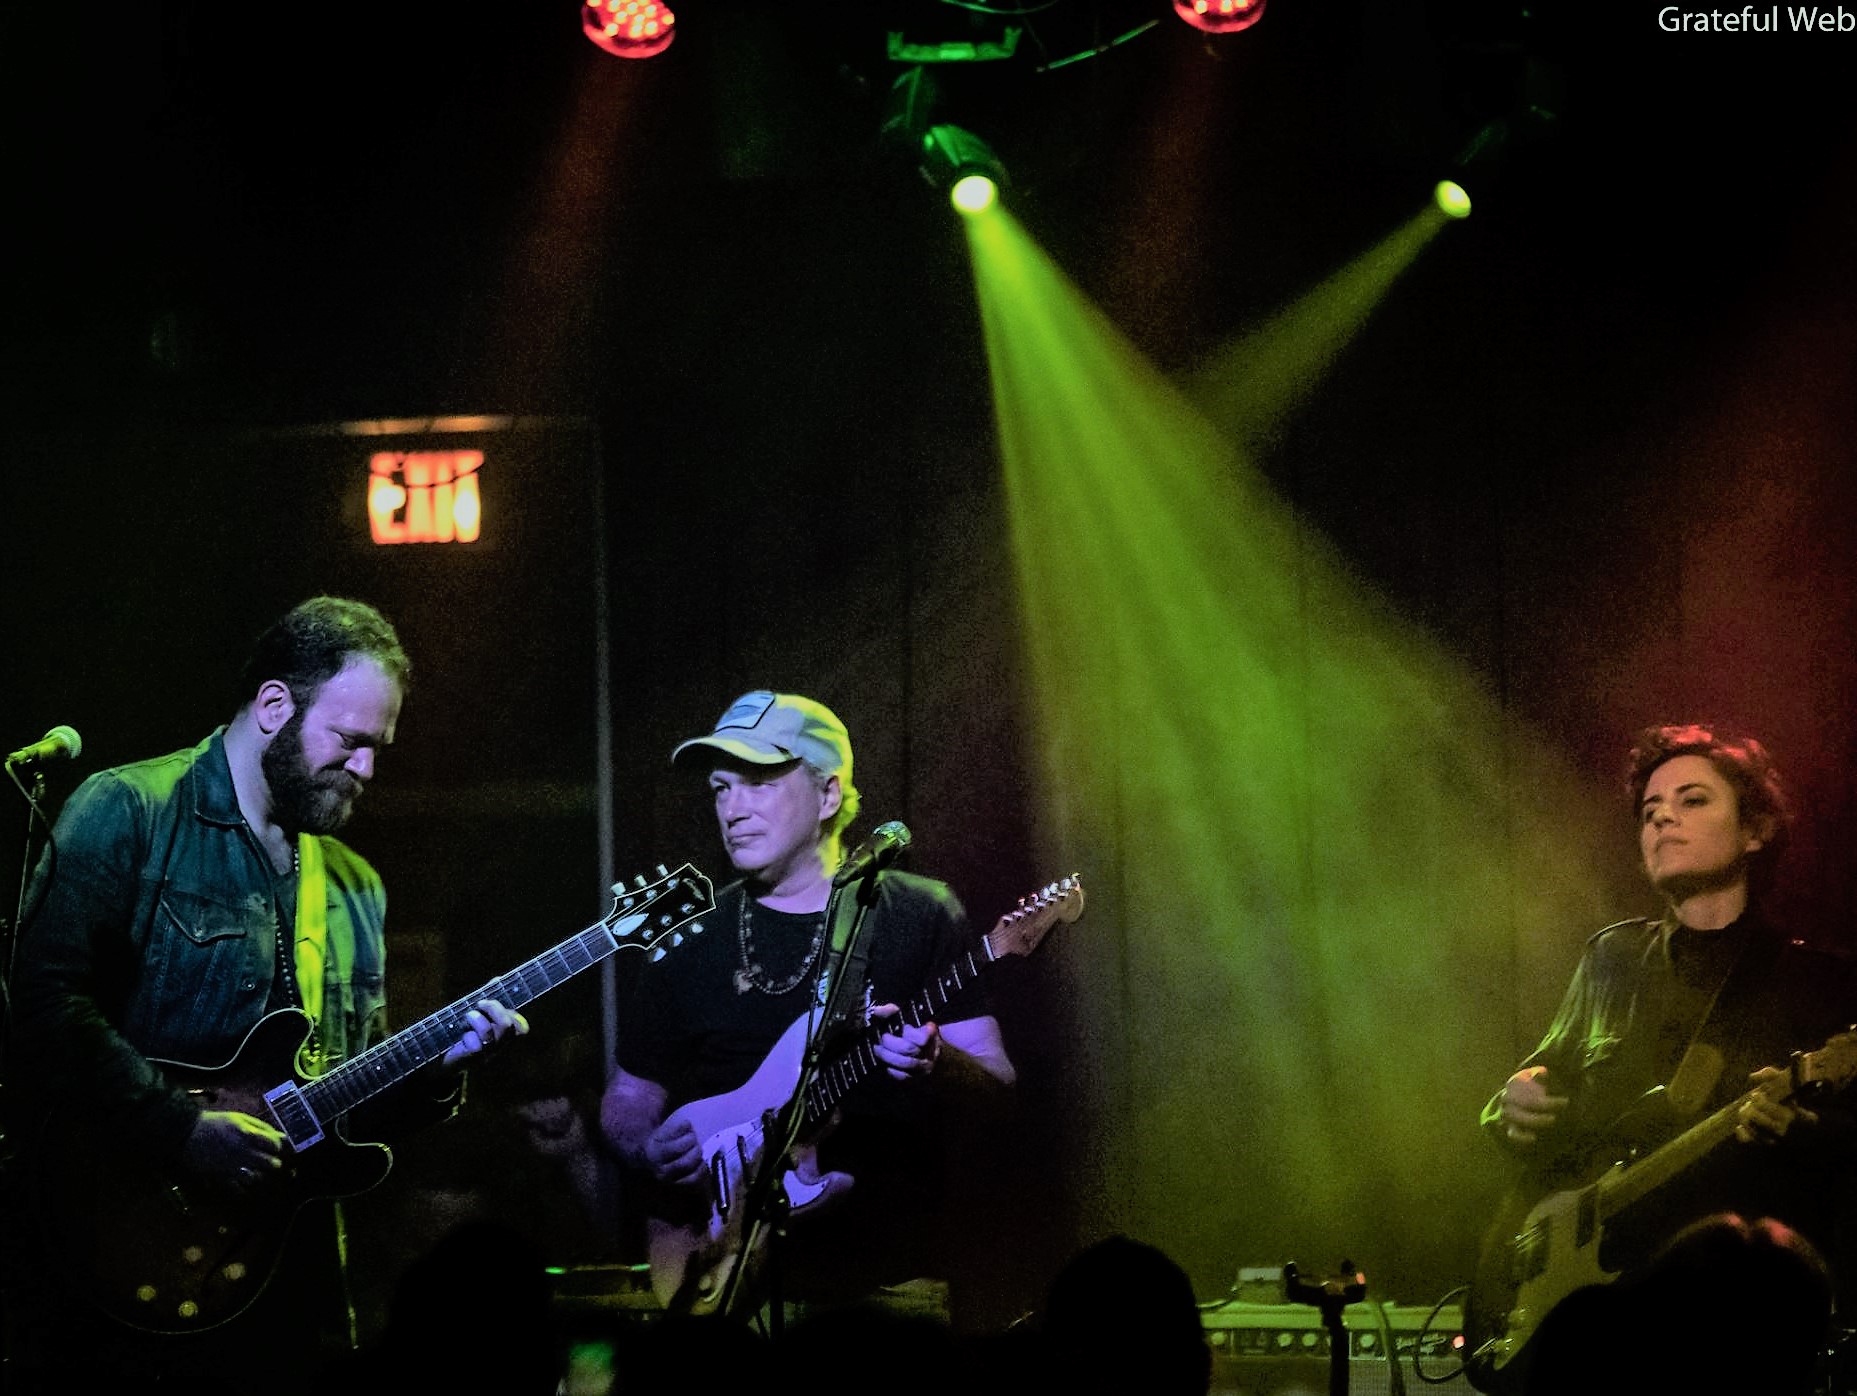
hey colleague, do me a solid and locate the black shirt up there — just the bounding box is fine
[617,870,990,1297]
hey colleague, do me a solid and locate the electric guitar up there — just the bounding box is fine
[35,862,716,1334]
[1462,1028,1857,1392]
[646,874,1086,1317]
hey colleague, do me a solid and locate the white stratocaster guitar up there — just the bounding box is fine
[647,874,1085,1316]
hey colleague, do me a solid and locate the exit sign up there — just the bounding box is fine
[368,451,483,545]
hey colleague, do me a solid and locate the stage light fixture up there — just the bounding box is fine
[1433,181,1472,219]
[884,1,1021,64]
[1173,0,1267,35]
[920,123,1009,214]
[888,28,1022,63]
[1434,103,1557,219]
[951,174,998,216]
[582,0,675,59]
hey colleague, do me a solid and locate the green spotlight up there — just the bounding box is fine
[961,205,1616,1288]
[1434,180,1472,220]
[920,123,1008,213]
[951,174,998,215]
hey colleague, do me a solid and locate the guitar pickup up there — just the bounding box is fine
[711,1147,733,1221]
[262,1082,325,1150]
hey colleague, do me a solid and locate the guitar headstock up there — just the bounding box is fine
[1798,1028,1857,1098]
[983,875,1085,961]
[603,863,716,958]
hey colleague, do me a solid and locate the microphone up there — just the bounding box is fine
[831,820,912,888]
[6,725,82,768]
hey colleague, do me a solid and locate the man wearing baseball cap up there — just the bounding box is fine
[600,690,1016,1324]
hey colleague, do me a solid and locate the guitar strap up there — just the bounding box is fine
[1656,916,1761,1115]
[722,874,882,1326]
[295,832,329,1030]
[816,869,882,1038]
[295,835,332,1076]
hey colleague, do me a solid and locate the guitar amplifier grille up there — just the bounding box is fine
[1202,1300,1473,1396]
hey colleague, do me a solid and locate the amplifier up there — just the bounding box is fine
[549,1262,664,1328]
[1202,1299,1472,1396]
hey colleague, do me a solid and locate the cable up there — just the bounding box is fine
[1036,18,1158,72]
[1414,1284,1471,1385]
[1365,1295,1409,1396]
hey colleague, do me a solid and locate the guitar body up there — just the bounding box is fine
[645,1011,852,1315]
[643,875,1085,1318]
[1463,1173,1618,1392]
[1462,1117,1673,1392]
[1463,1029,1857,1392]
[31,862,720,1335]
[33,1009,393,1335]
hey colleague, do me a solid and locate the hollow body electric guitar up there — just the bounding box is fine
[1462,1028,1857,1393]
[36,863,715,1334]
[647,875,1086,1317]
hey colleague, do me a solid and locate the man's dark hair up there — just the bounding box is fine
[1625,722,1791,889]
[237,596,411,709]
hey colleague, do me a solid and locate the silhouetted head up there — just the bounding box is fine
[1041,1235,1211,1396]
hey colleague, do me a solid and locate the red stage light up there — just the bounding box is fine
[1172,0,1267,35]
[582,0,675,59]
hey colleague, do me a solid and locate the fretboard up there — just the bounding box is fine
[1597,1074,1793,1221]
[800,942,992,1128]
[301,921,622,1121]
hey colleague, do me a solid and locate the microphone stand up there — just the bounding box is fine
[0,763,50,1154]
[1286,1261,1368,1396]
[718,867,884,1331]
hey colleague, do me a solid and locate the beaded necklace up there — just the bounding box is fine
[733,892,827,996]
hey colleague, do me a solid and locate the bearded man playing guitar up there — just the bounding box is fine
[1467,723,1857,1392]
[600,691,1016,1328]
[0,597,528,1395]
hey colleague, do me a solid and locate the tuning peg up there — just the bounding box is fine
[634,873,647,888]
[657,863,668,877]
[649,946,667,961]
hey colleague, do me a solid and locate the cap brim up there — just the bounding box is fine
[671,735,801,767]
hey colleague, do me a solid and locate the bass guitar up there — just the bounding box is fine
[1463,1028,1857,1392]
[35,862,716,1334]
[647,874,1085,1316]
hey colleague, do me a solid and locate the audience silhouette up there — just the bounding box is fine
[1038,1233,1214,1396]
[1522,1211,1832,1396]
[324,1222,1237,1395]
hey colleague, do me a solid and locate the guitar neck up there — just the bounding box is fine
[302,919,624,1121]
[1596,1073,1793,1221]
[799,941,994,1130]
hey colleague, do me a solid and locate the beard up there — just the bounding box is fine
[262,711,362,835]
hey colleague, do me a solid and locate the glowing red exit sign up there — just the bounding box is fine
[368,451,483,545]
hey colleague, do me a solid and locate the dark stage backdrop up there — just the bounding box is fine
[5,0,1857,1348]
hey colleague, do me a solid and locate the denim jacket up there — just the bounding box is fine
[10,728,391,1164]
